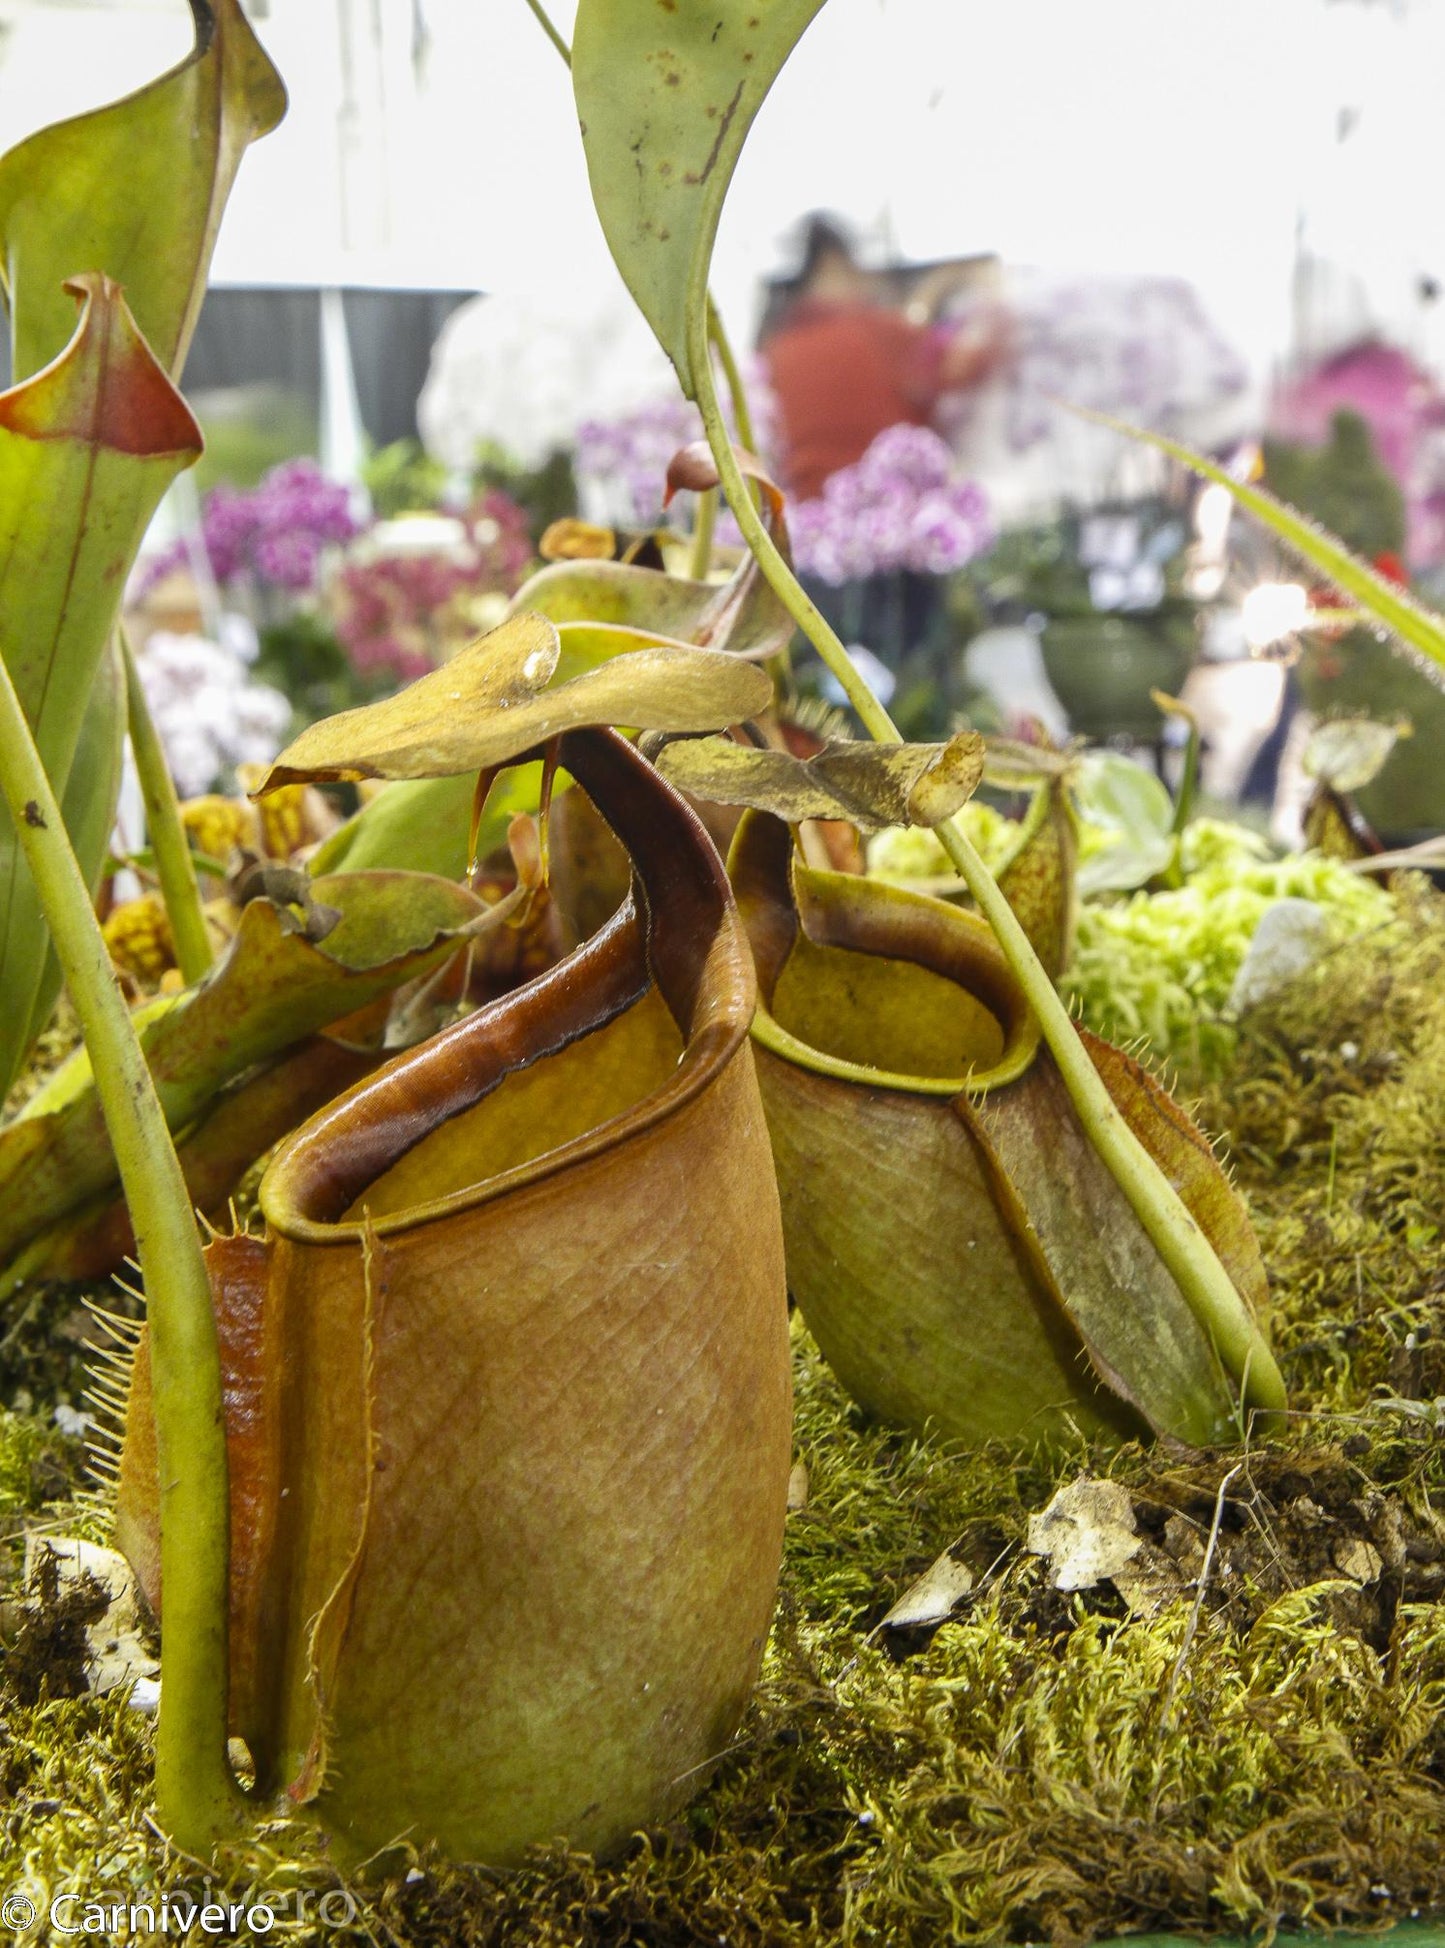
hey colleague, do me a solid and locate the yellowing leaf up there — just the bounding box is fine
[1302,716,1408,794]
[980,737,1078,791]
[0,871,489,1272]
[256,612,771,790]
[516,525,793,664]
[539,518,619,561]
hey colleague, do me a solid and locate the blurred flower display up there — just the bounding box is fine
[134,457,537,722]
[331,490,533,683]
[965,496,1198,621]
[990,273,1248,453]
[134,628,292,798]
[790,424,993,586]
[142,458,363,601]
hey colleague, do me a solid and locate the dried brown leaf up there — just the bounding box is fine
[655,731,985,831]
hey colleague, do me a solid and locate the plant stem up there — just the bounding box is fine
[0,654,241,1843]
[121,631,213,985]
[1150,687,1201,840]
[521,0,572,66]
[687,302,1285,1420]
[938,814,1283,1411]
[690,320,891,737]
[708,298,756,454]
[689,487,717,581]
[1171,713,1201,840]
[703,297,796,687]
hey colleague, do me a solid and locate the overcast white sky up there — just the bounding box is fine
[0,0,1441,380]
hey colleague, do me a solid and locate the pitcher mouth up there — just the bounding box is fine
[730,812,1040,1098]
[260,729,755,1245]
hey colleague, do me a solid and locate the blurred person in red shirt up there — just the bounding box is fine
[760,215,1003,505]
[759,216,1004,689]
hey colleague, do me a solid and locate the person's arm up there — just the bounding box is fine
[937,304,1012,390]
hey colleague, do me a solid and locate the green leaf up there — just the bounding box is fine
[0,275,202,1100]
[1301,715,1407,794]
[0,0,286,382]
[980,737,1078,792]
[1073,751,1176,896]
[310,766,546,881]
[257,612,772,791]
[995,776,1078,977]
[654,731,985,830]
[965,1036,1260,1449]
[0,870,491,1272]
[1077,405,1445,684]
[573,0,827,393]
[0,8,282,1092]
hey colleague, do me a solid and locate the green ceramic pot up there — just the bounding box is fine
[1041,611,1198,742]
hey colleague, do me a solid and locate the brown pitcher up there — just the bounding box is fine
[119,729,792,1866]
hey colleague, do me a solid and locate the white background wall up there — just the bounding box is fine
[0,0,1441,380]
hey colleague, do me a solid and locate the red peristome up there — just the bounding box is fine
[0,273,202,458]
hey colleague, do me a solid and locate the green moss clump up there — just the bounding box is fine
[4,1340,1444,1943]
[1066,822,1397,1084]
[1200,872,1445,1414]
[0,1408,84,1538]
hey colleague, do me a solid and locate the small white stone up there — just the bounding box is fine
[127,1676,161,1716]
[1229,900,1330,1015]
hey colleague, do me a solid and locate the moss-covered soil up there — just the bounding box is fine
[2,883,1444,1946]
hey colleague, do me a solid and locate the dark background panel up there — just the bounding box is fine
[0,285,478,448]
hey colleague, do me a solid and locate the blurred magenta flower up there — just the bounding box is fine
[196,458,362,590]
[791,425,992,585]
[138,458,363,599]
